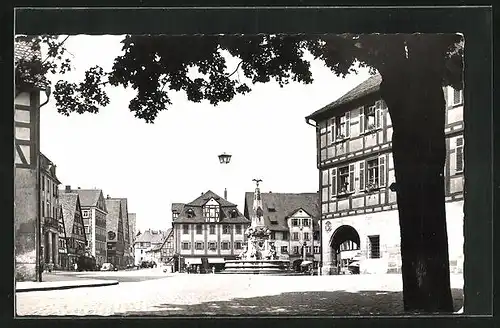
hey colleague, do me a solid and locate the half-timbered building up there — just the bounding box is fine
[305,73,464,275]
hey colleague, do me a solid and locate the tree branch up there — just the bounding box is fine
[225,60,243,78]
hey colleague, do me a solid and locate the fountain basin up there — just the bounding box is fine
[221,259,290,275]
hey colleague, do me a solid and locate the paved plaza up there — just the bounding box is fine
[16,270,464,316]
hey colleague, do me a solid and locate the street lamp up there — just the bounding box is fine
[218,152,232,200]
[218,152,232,164]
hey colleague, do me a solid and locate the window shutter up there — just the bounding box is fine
[345,111,351,137]
[331,167,337,197]
[349,164,355,192]
[456,137,464,172]
[331,118,336,143]
[379,155,386,187]
[376,101,383,128]
[359,107,365,133]
[359,161,365,190]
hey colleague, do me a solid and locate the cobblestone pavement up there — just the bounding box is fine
[16,274,464,317]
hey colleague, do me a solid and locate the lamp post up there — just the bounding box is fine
[218,152,232,200]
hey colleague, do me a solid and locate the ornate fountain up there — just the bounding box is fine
[222,179,290,274]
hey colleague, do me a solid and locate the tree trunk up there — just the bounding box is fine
[378,36,454,313]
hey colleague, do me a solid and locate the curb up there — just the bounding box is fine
[16,280,119,293]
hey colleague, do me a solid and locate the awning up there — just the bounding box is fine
[208,258,225,264]
[301,260,313,266]
[185,258,202,265]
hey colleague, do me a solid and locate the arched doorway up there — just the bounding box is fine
[329,225,361,275]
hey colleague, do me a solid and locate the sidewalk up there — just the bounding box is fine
[16,279,118,292]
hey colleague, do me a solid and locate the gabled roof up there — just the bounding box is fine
[306,73,382,121]
[110,198,130,243]
[244,192,320,231]
[60,193,80,237]
[172,190,250,224]
[186,190,236,207]
[72,189,105,210]
[134,229,167,244]
[105,199,122,238]
[155,228,174,251]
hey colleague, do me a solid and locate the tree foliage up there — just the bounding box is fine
[15,34,463,123]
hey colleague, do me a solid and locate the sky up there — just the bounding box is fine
[39,35,372,232]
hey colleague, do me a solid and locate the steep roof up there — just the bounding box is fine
[134,229,167,244]
[15,38,41,62]
[111,198,130,244]
[173,190,250,224]
[306,73,382,121]
[59,193,79,237]
[72,189,103,209]
[186,190,236,207]
[39,153,61,184]
[105,199,122,238]
[244,192,320,231]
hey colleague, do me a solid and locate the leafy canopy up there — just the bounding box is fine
[15,34,463,123]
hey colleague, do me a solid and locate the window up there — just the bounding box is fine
[360,101,383,133]
[268,206,276,212]
[235,241,242,250]
[222,225,230,234]
[455,137,464,173]
[196,224,203,235]
[292,232,300,241]
[209,225,216,235]
[182,224,189,234]
[453,88,463,105]
[270,232,276,240]
[195,242,204,250]
[368,235,381,259]
[332,164,355,196]
[291,219,298,226]
[303,232,310,241]
[85,226,90,234]
[230,209,238,218]
[340,240,359,251]
[167,242,172,248]
[360,156,386,191]
[82,210,89,218]
[235,225,242,235]
[305,246,311,254]
[203,205,220,222]
[302,219,310,227]
[181,242,190,250]
[282,231,289,240]
[293,246,300,254]
[221,241,230,250]
[313,231,319,241]
[208,242,217,251]
[281,246,288,254]
[332,112,350,142]
[186,209,194,218]
[314,246,320,254]
[172,212,179,220]
[42,177,45,191]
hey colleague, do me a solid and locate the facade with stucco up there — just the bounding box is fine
[306,74,464,275]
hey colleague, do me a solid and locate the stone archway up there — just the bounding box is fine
[329,225,361,275]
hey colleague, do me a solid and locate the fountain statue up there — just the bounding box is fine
[222,179,289,274]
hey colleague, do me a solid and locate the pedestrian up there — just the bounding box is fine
[212,266,215,274]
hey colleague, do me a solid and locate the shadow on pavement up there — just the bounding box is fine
[43,272,167,283]
[114,288,463,316]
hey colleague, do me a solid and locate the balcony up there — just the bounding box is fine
[43,217,59,230]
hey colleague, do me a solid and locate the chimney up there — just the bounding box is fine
[224,188,227,200]
[65,185,71,193]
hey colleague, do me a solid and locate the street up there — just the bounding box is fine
[16,270,464,316]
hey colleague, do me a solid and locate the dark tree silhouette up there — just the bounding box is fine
[15,33,463,313]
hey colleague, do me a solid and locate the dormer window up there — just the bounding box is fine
[186,209,194,218]
[268,206,276,212]
[230,209,238,218]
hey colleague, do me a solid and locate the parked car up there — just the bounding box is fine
[140,260,157,268]
[100,262,118,271]
[347,261,360,274]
